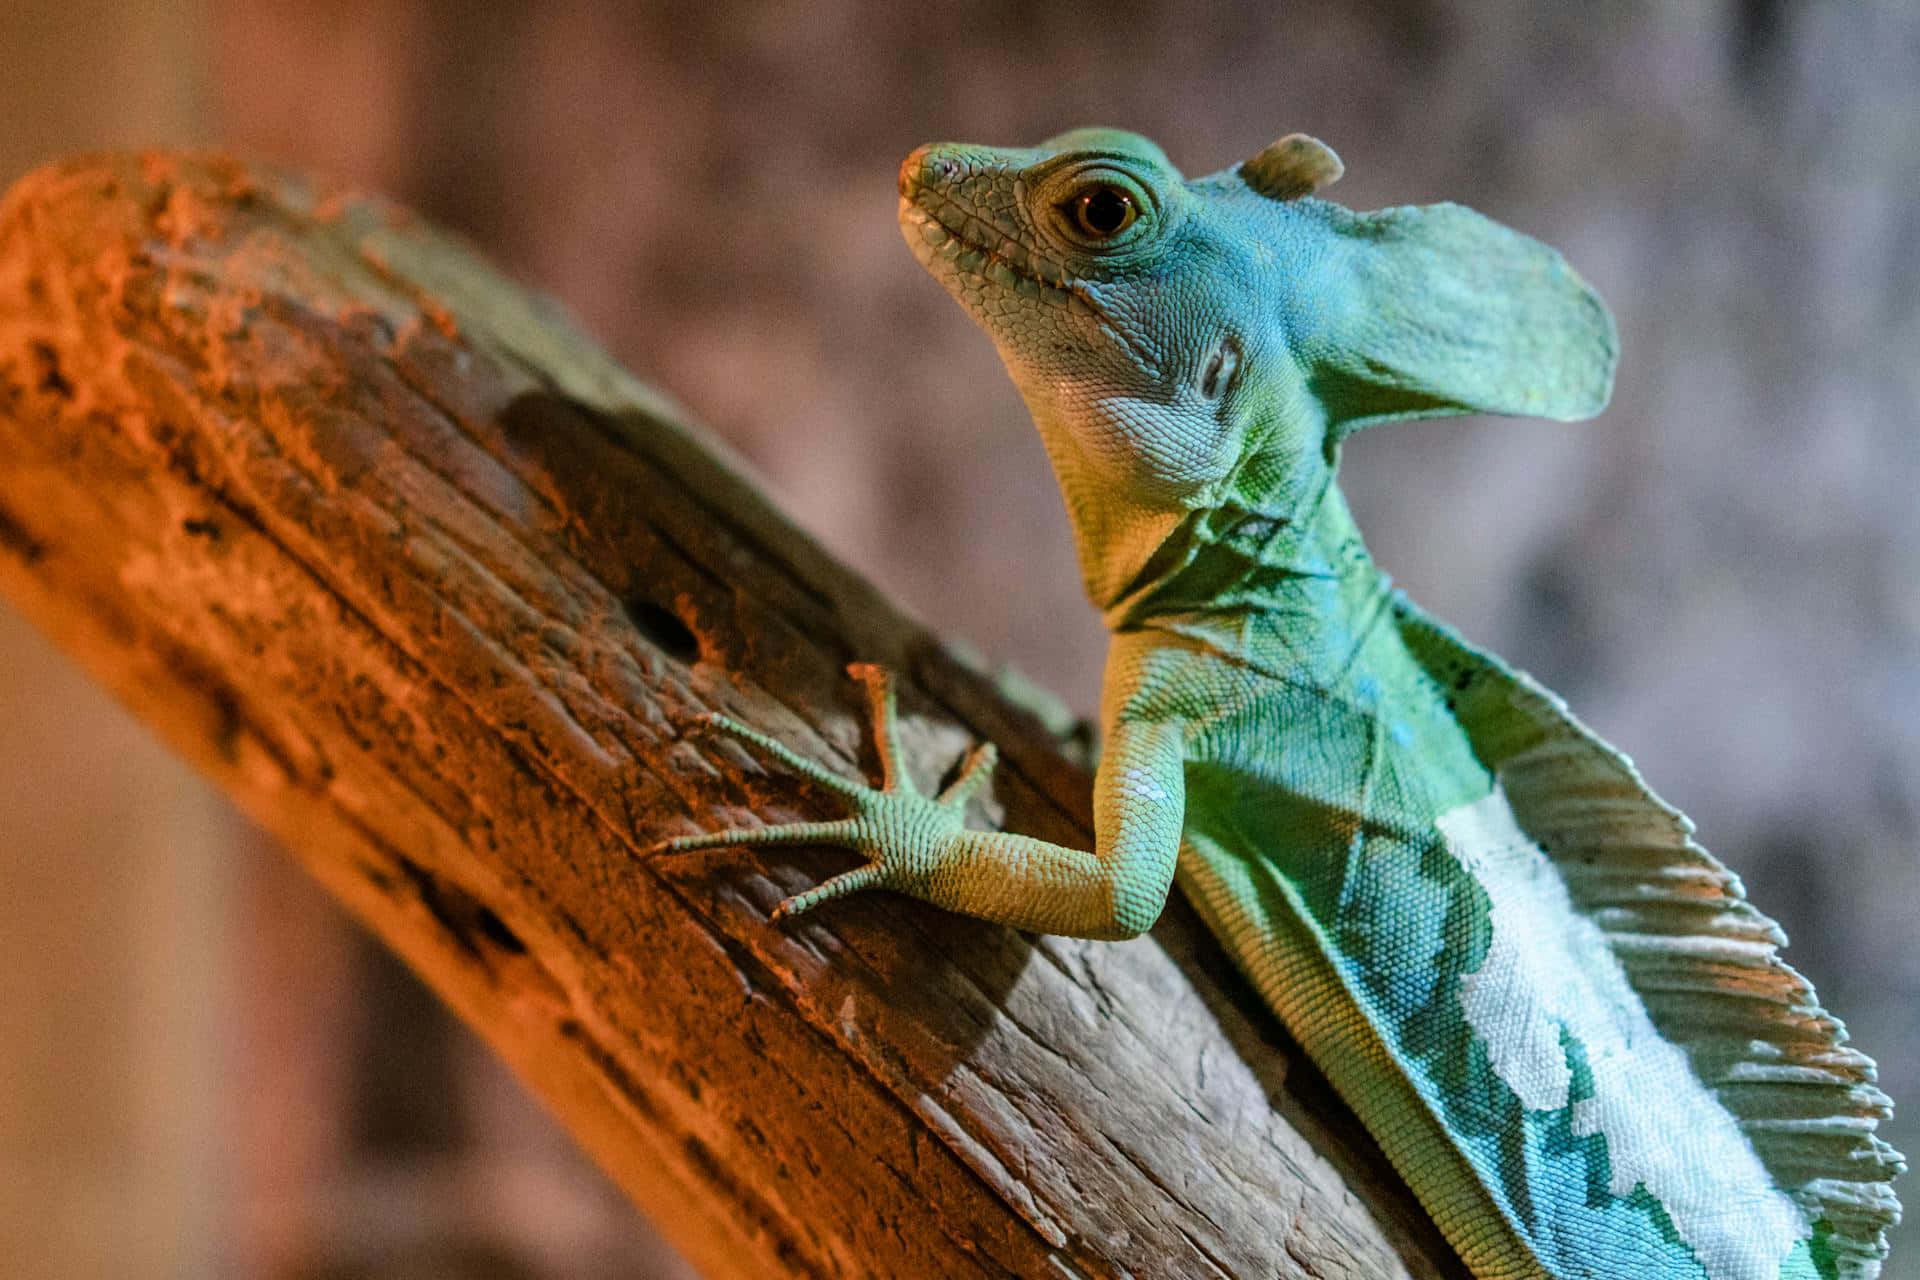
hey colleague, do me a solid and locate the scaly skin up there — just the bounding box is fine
[662,129,1901,1278]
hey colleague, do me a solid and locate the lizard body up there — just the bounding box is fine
[664,128,1901,1278]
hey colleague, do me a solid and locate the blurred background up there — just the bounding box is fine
[1,2,1915,1277]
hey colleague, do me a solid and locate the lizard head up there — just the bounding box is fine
[899,128,1617,610]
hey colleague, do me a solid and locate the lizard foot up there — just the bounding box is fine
[652,663,998,921]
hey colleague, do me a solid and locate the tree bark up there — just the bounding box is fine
[0,153,1462,1280]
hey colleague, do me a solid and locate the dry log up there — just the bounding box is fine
[0,152,1464,1280]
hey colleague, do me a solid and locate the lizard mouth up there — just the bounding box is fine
[898,186,1082,312]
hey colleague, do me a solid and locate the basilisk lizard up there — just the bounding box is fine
[662,128,1902,1278]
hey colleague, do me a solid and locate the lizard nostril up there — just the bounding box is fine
[901,146,964,199]
[898,146,930,198]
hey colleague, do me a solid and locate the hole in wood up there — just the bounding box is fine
[625,597,699,662]
[0,503,47,565]
[473,905,527,955]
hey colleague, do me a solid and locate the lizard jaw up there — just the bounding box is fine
[896,145,1085,314]
[898,196,1083,314]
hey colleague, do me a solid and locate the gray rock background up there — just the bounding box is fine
[2,2,1914,1276]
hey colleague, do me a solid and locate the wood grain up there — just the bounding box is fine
[0,152,1464,1280]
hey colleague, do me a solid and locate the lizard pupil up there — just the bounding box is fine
[1074,187,1137,238]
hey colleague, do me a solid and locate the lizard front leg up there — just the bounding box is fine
[655,663,1186,939]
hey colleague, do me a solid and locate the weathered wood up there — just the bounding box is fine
[0,152,1464,1280]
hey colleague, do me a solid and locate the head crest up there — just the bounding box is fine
[1239,134,1344,200]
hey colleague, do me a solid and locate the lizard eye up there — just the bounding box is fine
[1069,185,1138,239]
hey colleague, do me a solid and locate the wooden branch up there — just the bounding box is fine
[0,153,1463,1280]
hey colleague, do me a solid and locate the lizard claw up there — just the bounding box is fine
[846,662,914,794]
[770,863,888,922]
[679,709,872,800]
[937,740,998,810]
[647,818,860,859]
[657,667,990,921]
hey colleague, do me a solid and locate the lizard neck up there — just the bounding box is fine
[1101,466,1398,693]
[1025,369,1365,630]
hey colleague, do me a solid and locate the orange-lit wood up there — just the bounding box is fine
[0,153,1462,1280]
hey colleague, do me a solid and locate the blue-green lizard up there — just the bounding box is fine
[663,128,1902,1278]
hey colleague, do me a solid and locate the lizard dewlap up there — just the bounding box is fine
[668,128,1903,1279]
